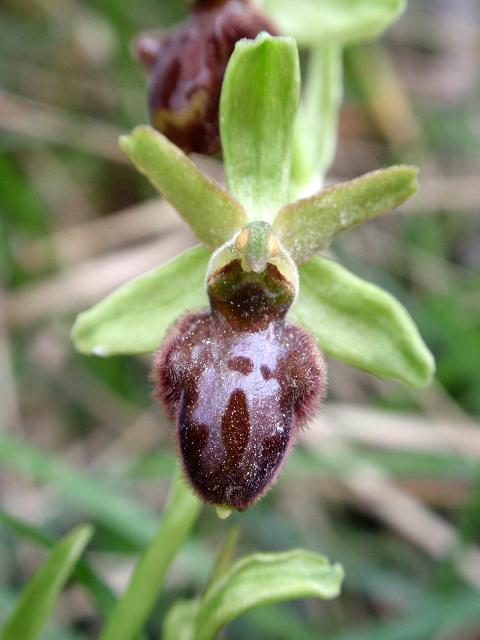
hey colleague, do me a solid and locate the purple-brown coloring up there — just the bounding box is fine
[135,0,278,154]
[153,258,326,510]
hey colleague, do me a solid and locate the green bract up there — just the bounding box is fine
[261,0,406,46]
[72,33,434,390]
[195,550,343,640]
[163,550,343,640]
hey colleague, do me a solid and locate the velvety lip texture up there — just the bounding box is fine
[153,259,326,510]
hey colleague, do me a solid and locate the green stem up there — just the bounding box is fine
[291,43,343,196]
[98,469,202,640]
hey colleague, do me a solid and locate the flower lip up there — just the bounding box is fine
[152,309,327,510]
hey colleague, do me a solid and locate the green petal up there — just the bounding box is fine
[71,246,210,356]
[120,126,246,250]
[275,166,419,264]
[195,550,343,640]
[292,256,435,388]
[261,0,406,46]
[1,525,93,640]
[220,33,300,222]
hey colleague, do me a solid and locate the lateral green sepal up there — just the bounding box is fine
[71,245,210,356]
[292,255,435,388]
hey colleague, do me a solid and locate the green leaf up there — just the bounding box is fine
[0,510,116,619]
[275,166,419,264]
[120,126,246,250]
[98,470,201,640]
[72,245,210,356]
[1,525,93,640]
[327,589,480,640]
[291,256,435,388]
[292,44,343,192]
[207,527,240,588]
[261,0,406,46]
[162,599,198,640]
[194,549,343,640]
[0,433,158,549]
[220,33,300,221]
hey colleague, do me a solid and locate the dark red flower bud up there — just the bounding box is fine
[135,0,278,154]
[152,231,326,511]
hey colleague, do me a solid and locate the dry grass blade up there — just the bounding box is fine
[303,414,480,589]
[4,232,195,328]
[0,90,125,163]
[319,404,480,457]
[16,199,183,270]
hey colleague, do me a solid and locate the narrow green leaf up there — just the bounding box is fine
[0,585,84,640]
[261,0,405,46]
[0,433,158,548]
[327,589,480,640]
[292,44,343,193]
[0,510,116,619]
[220,33,300,221]
[120,126,246,250]
[275,166,419,264]
[194,549,343,640]
[291,256,435,388]
[162,599,198,640]
[72,245,210,356]
[206,527,240,589]
[1,525,93,640]
[98,470,201,640]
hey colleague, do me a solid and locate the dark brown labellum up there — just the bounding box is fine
[152,258,327,511]
[135,0,278,154]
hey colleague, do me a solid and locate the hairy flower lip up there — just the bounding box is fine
[153,307,327,511]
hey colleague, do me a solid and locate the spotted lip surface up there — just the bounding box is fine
[153,267,326,509]
[138,0,278,154]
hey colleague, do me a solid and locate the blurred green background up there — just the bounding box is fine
[1,0,480,638]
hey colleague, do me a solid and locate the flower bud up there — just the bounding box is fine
[152,229,327,510]
[135,0,278,154]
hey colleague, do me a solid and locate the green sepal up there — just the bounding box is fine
[261,0,406,46]
[220,33,300,221]
[1,525,93,640]
[194,549,343,640]
[71,245,210,356]
[292,256,435,388]
[120,126,246,250]
[275,165,419,264]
